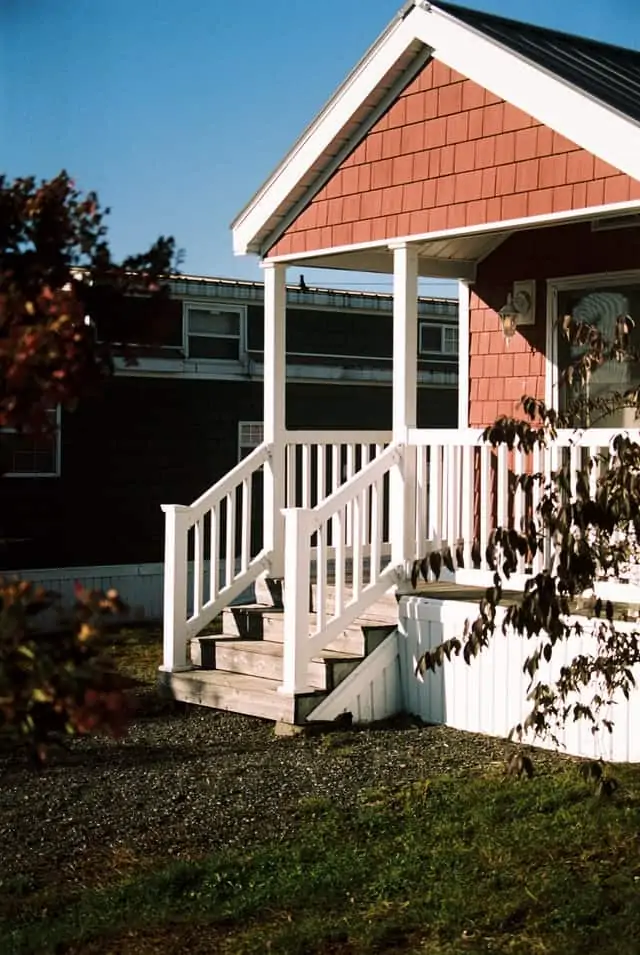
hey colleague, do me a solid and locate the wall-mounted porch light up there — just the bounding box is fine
[498,280,535,344]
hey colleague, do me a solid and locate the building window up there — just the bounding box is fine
[419,323,458,355]
[185,304,244,360]
[238,421,264,461]
[558,281,640,428]
[1,407,61,477]
[443,325,459,354]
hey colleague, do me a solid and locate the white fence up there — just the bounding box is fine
[398,595,640,762]
[1,561,256,625]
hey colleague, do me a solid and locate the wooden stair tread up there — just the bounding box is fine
[191,636,361,663]
[165,668,325,723]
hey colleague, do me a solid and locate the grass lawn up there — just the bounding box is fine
[3,628,640,954]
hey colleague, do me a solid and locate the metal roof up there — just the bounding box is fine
[437,2,640,124]
[168,273,458,316]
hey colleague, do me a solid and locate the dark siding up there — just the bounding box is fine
[246,304,457,375]
[0,377,262,570]
[1,379,457,571]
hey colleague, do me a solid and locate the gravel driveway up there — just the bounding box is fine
[0,704,559,895]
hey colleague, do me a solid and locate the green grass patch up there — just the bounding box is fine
[104,626,163,687]
[4,763,640,954]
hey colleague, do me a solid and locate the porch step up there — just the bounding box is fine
[163,669,325,723]
[220,604,395,655]
[189,637,361,691]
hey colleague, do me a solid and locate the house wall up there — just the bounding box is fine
[398,596,640,762]
[1,377,457,572]
[468,220,640,426]
[269,59,640,257]
[246,303,457,377]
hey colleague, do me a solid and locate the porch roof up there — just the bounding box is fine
[232,0,640,261]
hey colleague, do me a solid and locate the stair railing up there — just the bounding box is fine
[161,441,273,672]
[281,442,402,694]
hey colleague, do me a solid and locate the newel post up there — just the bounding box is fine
[262,261,287,577]
[160,504,191,672]
[280,508,312,694]
[390,242,418,567]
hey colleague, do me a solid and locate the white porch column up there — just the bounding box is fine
[457,280,470,429]
[262,261,287,577]
[390,243,419,566]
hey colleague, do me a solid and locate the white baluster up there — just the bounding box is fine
[302,443,311,508]
[209,504,219,602]
[461,445,474,570]
[317,522,327,633]
[496,444,508,529]
[335,508,345,617]
[428,444,442,543]
[353,493,363,600]
[241,477,251,572]
[513,448,524,574]
[480,444,490,569]
[317,443,327,508]
[286,443,295,508]
[346,444,355,547]
[193,518,204,618]
[225,491,235,588]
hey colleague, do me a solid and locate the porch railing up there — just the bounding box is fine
[281,443,400,693]
[161,442,272,671]
[409,427,639,588]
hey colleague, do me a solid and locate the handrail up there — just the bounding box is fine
[408,427,484,446]
[310,442,401,528]
[408,426,640,450]
[189,441,270,521]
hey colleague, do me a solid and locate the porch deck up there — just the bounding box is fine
[401,580,640,621]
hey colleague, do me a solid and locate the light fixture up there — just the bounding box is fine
[498,280,535,343]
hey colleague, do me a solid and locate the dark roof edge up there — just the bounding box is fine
[435,1,640,59]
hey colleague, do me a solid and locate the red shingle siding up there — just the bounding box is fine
[269,59,640,257]
[467,222,640,427]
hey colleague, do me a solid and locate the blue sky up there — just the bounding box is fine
[2,0,638,297]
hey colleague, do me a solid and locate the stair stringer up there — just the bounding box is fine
[305,629,402,724]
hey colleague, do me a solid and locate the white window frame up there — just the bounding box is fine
[546,269,640,412]
[238,420,264,461]
[183,302,246,363]
[1,405,62,478]
[418,322,458,356]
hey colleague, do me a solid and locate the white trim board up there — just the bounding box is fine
[263,200,640,269]
[232,0,640,259]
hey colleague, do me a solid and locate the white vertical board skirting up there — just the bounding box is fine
[3,561,254,623]
[398,596,640,762]
[307,630,402,724]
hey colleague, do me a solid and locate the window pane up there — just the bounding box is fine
[239,421,264,459]
[558,284,640,428]
[1,431,57,474]
[443,326,458,353]
[189,336,240,360]
[419,324,442,353]
[188,308,239,337]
